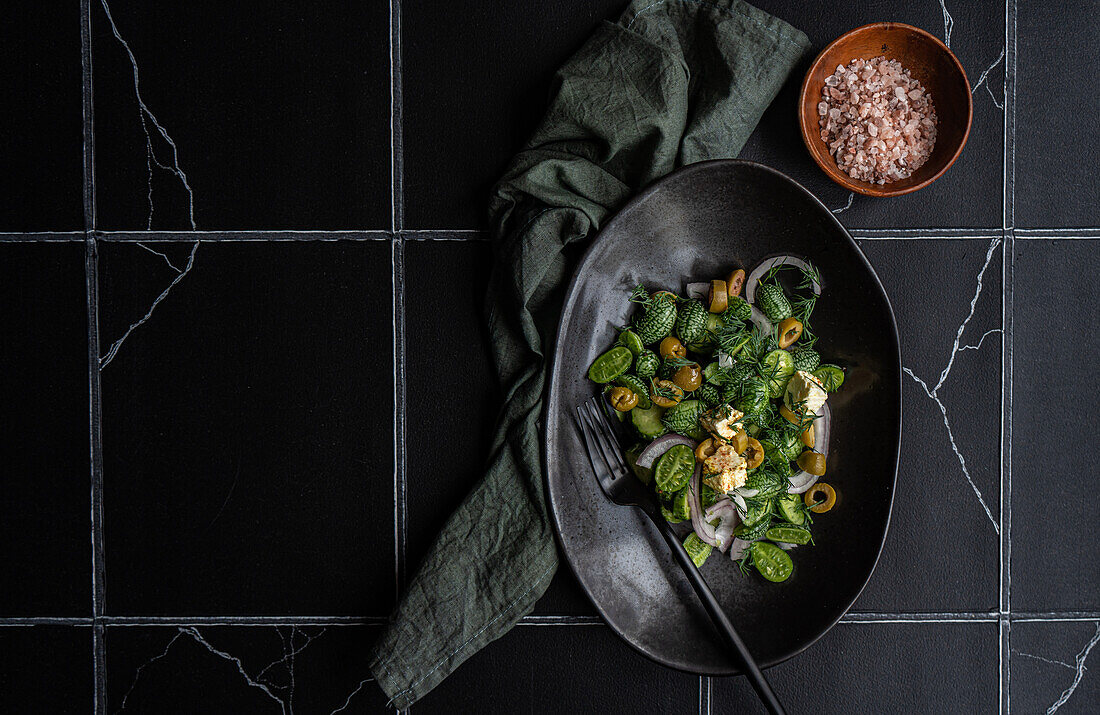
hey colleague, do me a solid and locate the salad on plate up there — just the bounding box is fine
[586,257,845,583]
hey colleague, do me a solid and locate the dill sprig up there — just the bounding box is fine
[662,356,699,369]
[649,378,680,401]
[737,548,755,575]
[629,284,651,306]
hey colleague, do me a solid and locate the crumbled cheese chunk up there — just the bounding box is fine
[700,405,744,441]
[703,444,748,493]
[785,370,828,415]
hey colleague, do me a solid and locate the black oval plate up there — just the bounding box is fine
[544,160,901,675]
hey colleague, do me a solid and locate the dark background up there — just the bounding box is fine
[2,0,1097,713]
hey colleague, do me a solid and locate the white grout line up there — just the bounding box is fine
[101,616,387,625]
[855,235,1000,241]
[389,0,408,619]
[0,232,86,240]
[80,0,104,711]
[1015,234,1100,240]
[841,612,998,623]
[1001,0,1017,710]
[849,227,1003,235]
[4,228,1100,242]
[96,230,392,241]
[0,611,1095,620]
[391,238,406,603]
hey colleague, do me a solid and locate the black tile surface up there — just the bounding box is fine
[0,627,93,713]
[92,1,392,230]
[711,622,998,713]
[415,624,698,714]
[106,625,385,713]
[1014,5,1099,227]
[0,1,84,230]
[3,0,1099,711]
[402,0,624,229]
[404,0,1006,230]
[0,244,91,615]
[99,241,395,615]
[404,240,596,615]
[1011,620,1100,715]
[741,0,1006,228]
[1012,240,1100,612]
[855,239,1002,612]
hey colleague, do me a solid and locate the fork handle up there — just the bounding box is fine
[650,513,787,715]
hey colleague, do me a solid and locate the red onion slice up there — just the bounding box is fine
[728,538,751,560]
[745,255,822,304]
[704,498,733,520]
[636,434,696,469]
[688,465,717,547]
[685,282,710,301]
[787,403,832,494]
[787,471,819,494]
[713,509,740,552]
[748,305,773,334]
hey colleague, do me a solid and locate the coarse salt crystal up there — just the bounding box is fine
[818,56,937,184]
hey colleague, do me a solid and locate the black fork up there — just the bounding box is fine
[575,397,786,715]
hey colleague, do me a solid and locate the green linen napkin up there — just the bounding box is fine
[370,0,809,707]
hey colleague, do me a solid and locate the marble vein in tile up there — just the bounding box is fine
[329,677,375,714]
[831,192,854,214]
[116,631,185,712]
[134,242,182,272]
[97,0,200,368]
[1011,650,1075,671]
[1045,622,1100,714]
[971,48,1005,110]
[177,627,287,710]
[902,237,1001,533]
[113,626,381,714]
[938,0,955,47]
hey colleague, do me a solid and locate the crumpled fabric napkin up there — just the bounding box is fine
[370,0,809,707]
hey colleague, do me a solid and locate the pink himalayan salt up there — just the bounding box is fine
[818,56,938,185]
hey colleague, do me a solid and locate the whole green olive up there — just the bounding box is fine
[659,336,686,360]
[672,363,702,392]
[608,386,638,412]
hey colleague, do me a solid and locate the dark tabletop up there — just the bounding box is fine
[2,1,1097,713]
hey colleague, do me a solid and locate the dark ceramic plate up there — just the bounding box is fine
[544,160,901,675]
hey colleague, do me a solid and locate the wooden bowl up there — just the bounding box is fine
[799,22,972,197]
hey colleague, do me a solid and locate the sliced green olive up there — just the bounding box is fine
[708,280,728,313]
[778,317,804,348]
[695,438,718,462]
[651,379,684,408]
[744,437,764,469]
[726,268,746,297]
[796,451,826,476]
[805,482,836,513]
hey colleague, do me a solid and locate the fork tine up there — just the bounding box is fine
[576,403,612,479]
[585,399,627,478]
